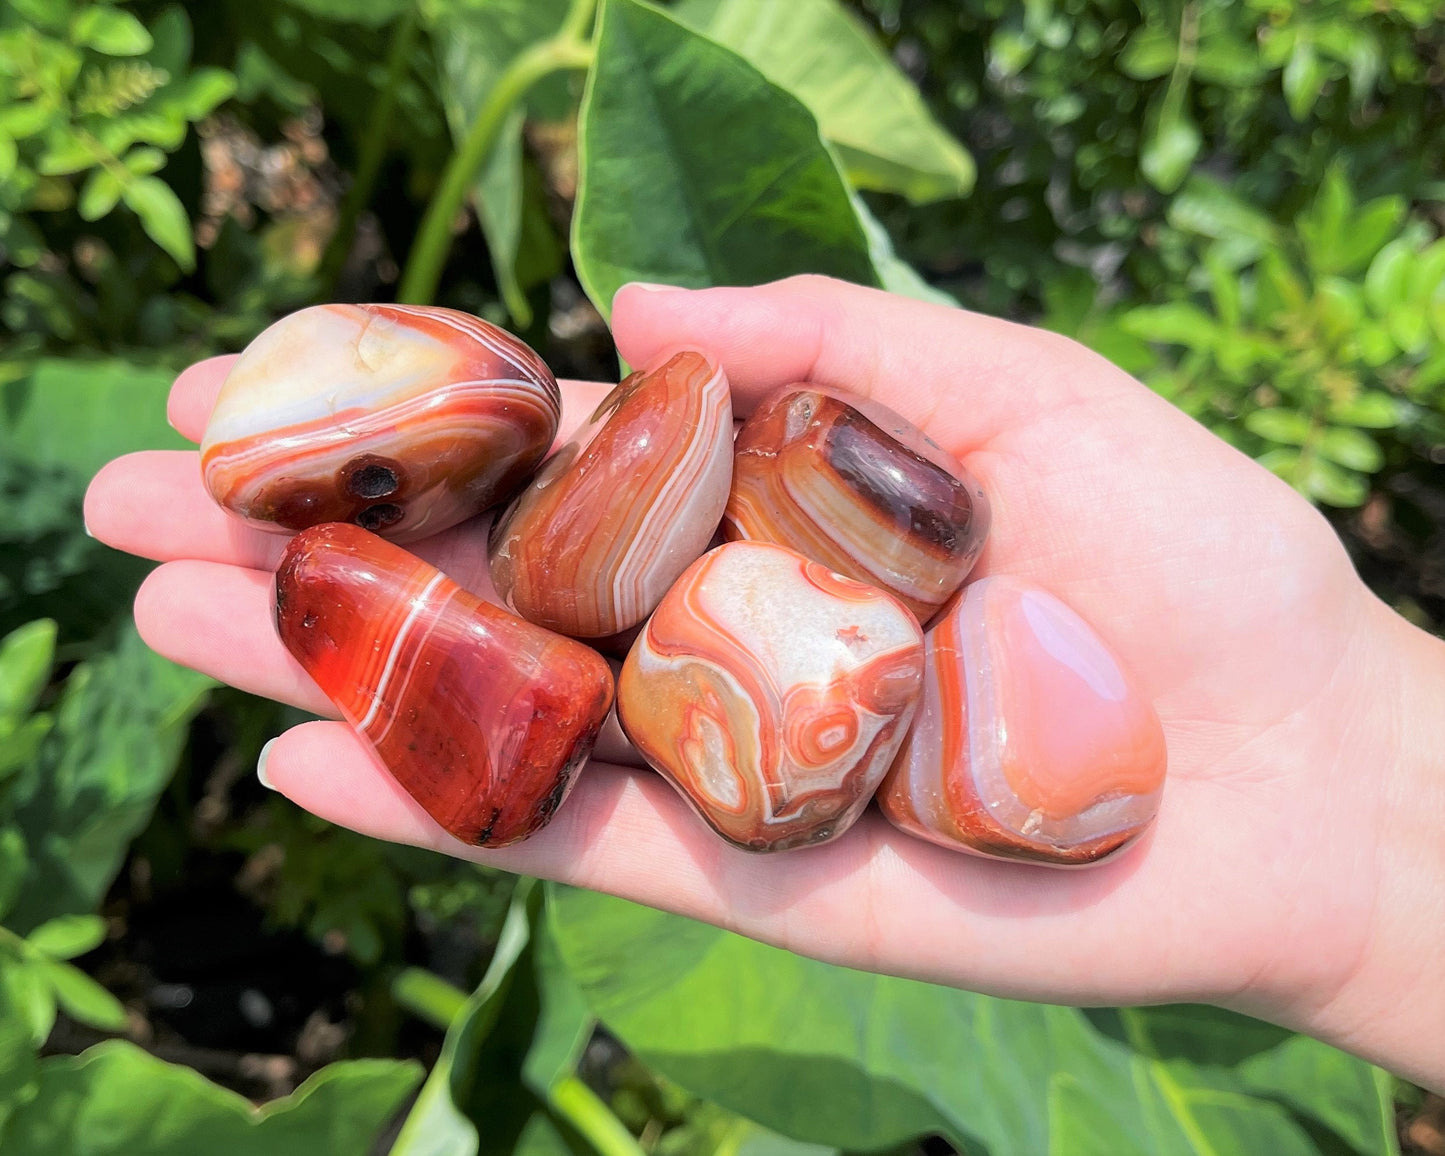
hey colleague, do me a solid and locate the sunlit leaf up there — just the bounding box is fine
[121,175,195,271]
[2,1041,421,1154]
[38,960,128,1032]
[24,914,106,960]
[70,8,152,56]
[1244,409,1313,446]
[572,0,877,316]
[676,0,974,203]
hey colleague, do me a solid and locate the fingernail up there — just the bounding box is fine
[624,281,684,294]
[82,517,94,539]
[256,738,278,791]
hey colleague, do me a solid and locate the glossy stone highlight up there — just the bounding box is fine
[490,352,733,638]
[618,541,924,851]
[275,523,614,846]
[203,304,559,541]
[877,576,1165,865]
[725,384,989,625]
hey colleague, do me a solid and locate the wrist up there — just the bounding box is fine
[1254,594,1445,1091]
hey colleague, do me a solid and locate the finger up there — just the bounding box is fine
[87,452,290,570]
[135,561,335,716]
[133,559,641,764]
[260,718,1216,1005]
[168,348,616,448]
[610,276,1141,454]
[169,357,237,443]
[86,450,502,588]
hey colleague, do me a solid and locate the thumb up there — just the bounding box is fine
[609,274,1138,455]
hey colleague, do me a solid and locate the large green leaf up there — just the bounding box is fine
[1,358,187,481]
[674,0,973,203]
[1,1041,420,1154]
[424,0,572,326]
[391,880,595,1156]
[548,887,1393,1155]
[5,625,211,934]
[572,0,878,316]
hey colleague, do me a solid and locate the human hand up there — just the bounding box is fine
[84,275,1445,1091]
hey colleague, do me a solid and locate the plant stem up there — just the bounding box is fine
[397,1,596,306]
[548,1074,647,1156]
[391,966,469,1031]
[320,4,419,295]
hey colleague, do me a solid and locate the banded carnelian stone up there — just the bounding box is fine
[877,576,1166,865]
[490,352,733,638]
[275,523,614,846]
[618,541,924,852]
[726,384,989,625]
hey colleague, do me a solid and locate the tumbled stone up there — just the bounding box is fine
[490,351,733,638]
[274,523,614,846]
[725,384,989,625]
[203,304,559,541]
[618,541,924,851]
[876,576,1166,865]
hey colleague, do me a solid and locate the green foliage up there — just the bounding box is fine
[573,0,878,310]
[549,886,1396,1154]
[2,1042,420,1154]
[0,0,1440,1151]
[674,0,974,204]
[0,2,234,272]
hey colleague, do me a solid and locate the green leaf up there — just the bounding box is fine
[1117,25,1176,80]
[853,194,957,307]
[573,0,878,318]
[1119,302,1220,349]
[2,1041,421,1154]
[0,621,57,724]
[25,914,106,960]
[1329,392,1402,429]
[1365,239,1414,315]
[38,960,128,1032]
[76,168,124,222]
[70,7,153,56]
[122,146,166,176]
[390,880,538,1156]
[1140,94,1201,194]
[676,0,974,203]
[1316,427,1384,472]
[1,357,189,481]
[1244,409,1313,446]
[0,959,56,1050]
[120,175,194,270]
[426,0,573,328]
[1334,199,1406,275]
[165,68,238,121]
[0,132,16,183]
[3,625,211,934]
[1282,41,1330,121]
[0,959,40,1131]
[1169,176,1279,252]
[549,888,1380,1154]
[1302,457,1368,507]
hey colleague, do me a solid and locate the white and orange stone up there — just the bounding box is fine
[877,576,1166,865]
[202,304,559,541]
[618,541,925,851]
[490,352,733,638]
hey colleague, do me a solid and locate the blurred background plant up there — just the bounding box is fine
[0,0,1441,1153]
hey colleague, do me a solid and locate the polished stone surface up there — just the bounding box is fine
[725,384,989,625]
[877,576,1166,864]
[490,352,733,638]
[275,523,614,846]
[203,304,558,541]
[619,541,924,851]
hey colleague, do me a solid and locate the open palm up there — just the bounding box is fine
[85,275,1407,1035]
